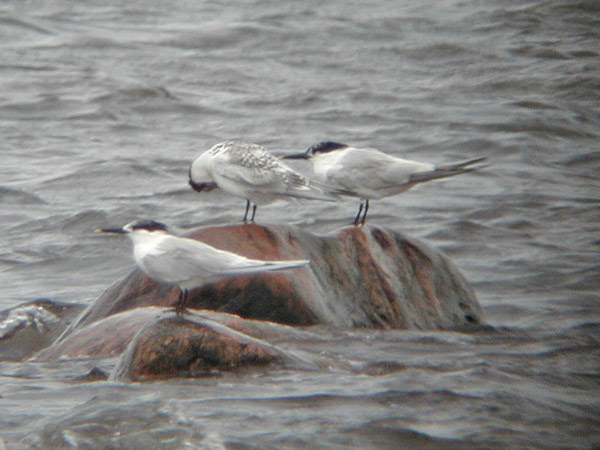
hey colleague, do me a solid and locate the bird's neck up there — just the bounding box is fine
[311,150,346,173]
[129,230,168,247]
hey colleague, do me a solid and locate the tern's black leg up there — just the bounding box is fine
[353,202,364,226]
[360,199,369,225]
[174,288,188,315]
[243,200,251,223]
[250,204,257,223]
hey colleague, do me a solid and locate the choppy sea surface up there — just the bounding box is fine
[1,1,599,448]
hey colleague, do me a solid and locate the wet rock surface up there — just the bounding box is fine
[111,311,317,381]
[36,308,318,360]
[36,308,322,380]
[0,299,85,361]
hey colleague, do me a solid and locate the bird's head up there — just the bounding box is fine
[188,155,218,193]
[97,219,168,235]
[280,141,348,160]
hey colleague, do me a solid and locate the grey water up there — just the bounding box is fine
[1,0,599,448]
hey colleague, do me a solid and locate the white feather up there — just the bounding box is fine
[129,228,308,290]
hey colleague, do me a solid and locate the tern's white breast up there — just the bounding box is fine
[130,231,172,283]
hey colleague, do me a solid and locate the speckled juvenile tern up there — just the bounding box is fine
[282,141,487,225]
[188,140,337,223]
[97,220,309,313]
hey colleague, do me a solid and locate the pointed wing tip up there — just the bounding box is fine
[271,259,310,269]
[459,156,488,167]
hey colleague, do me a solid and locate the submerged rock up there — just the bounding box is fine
[61,224,482,340]
[0,299,85,361]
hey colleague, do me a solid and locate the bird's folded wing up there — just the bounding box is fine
[143,236,275,284]
[408,157,486,184]
[215,157,337,201]
[326,150,433,191]
[214,157,290,189]
[322,151,388,193]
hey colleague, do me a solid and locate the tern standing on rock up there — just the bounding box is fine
[188,140,336,223]
[97,220,309,314]
[282,142,487,225]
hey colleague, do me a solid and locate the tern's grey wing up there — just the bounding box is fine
[321,149,392,191]
[325,148,433,194]
[140,235,295,286]
[407,157,487,183]
[213,143,334,201]
[215,144,305,189]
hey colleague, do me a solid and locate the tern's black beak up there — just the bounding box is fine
[96,227,126,234]
[189,180,218,193]
[280,152,309,160]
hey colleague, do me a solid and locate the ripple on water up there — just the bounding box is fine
[24,399,215,450]
[0,1,599,449]
[0,187,46,205]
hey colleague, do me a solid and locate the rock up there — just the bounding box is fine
[111,311,317,381]
[0,299,85,361]
[35,307,320,380]
[71,366,110,382]
[35,307,162,361]
[32,224,483,380]
[60,224,482,341]
[36,307,320,362]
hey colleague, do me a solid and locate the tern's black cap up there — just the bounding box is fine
[129,220,168,232]
[282,141,349,160]
[307,141,348,155]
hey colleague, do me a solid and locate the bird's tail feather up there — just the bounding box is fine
[285,183,340,202]
[409,157,487,184]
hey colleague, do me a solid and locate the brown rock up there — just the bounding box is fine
[60,224,482,341]
[111,311,317,381]
[34,307,161,361]
[35,307,320,379]
[36,307,321,362]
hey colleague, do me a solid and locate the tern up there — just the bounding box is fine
[98,220,309,313]
[188,140,336,223]
[282,141,487,225]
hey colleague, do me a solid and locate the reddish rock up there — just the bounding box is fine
[35,307,161,361]
[36,307,320,362]
[60,224,482,341]
[111,311,317,380]
[35,307,320,379]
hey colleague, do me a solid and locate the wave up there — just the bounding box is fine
[0,14,53,35]
[0,187,46,205]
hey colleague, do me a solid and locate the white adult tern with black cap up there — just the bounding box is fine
[97,220,309,313]
[282,141,487,225]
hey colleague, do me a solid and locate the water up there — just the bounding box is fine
[1,0,599,448]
